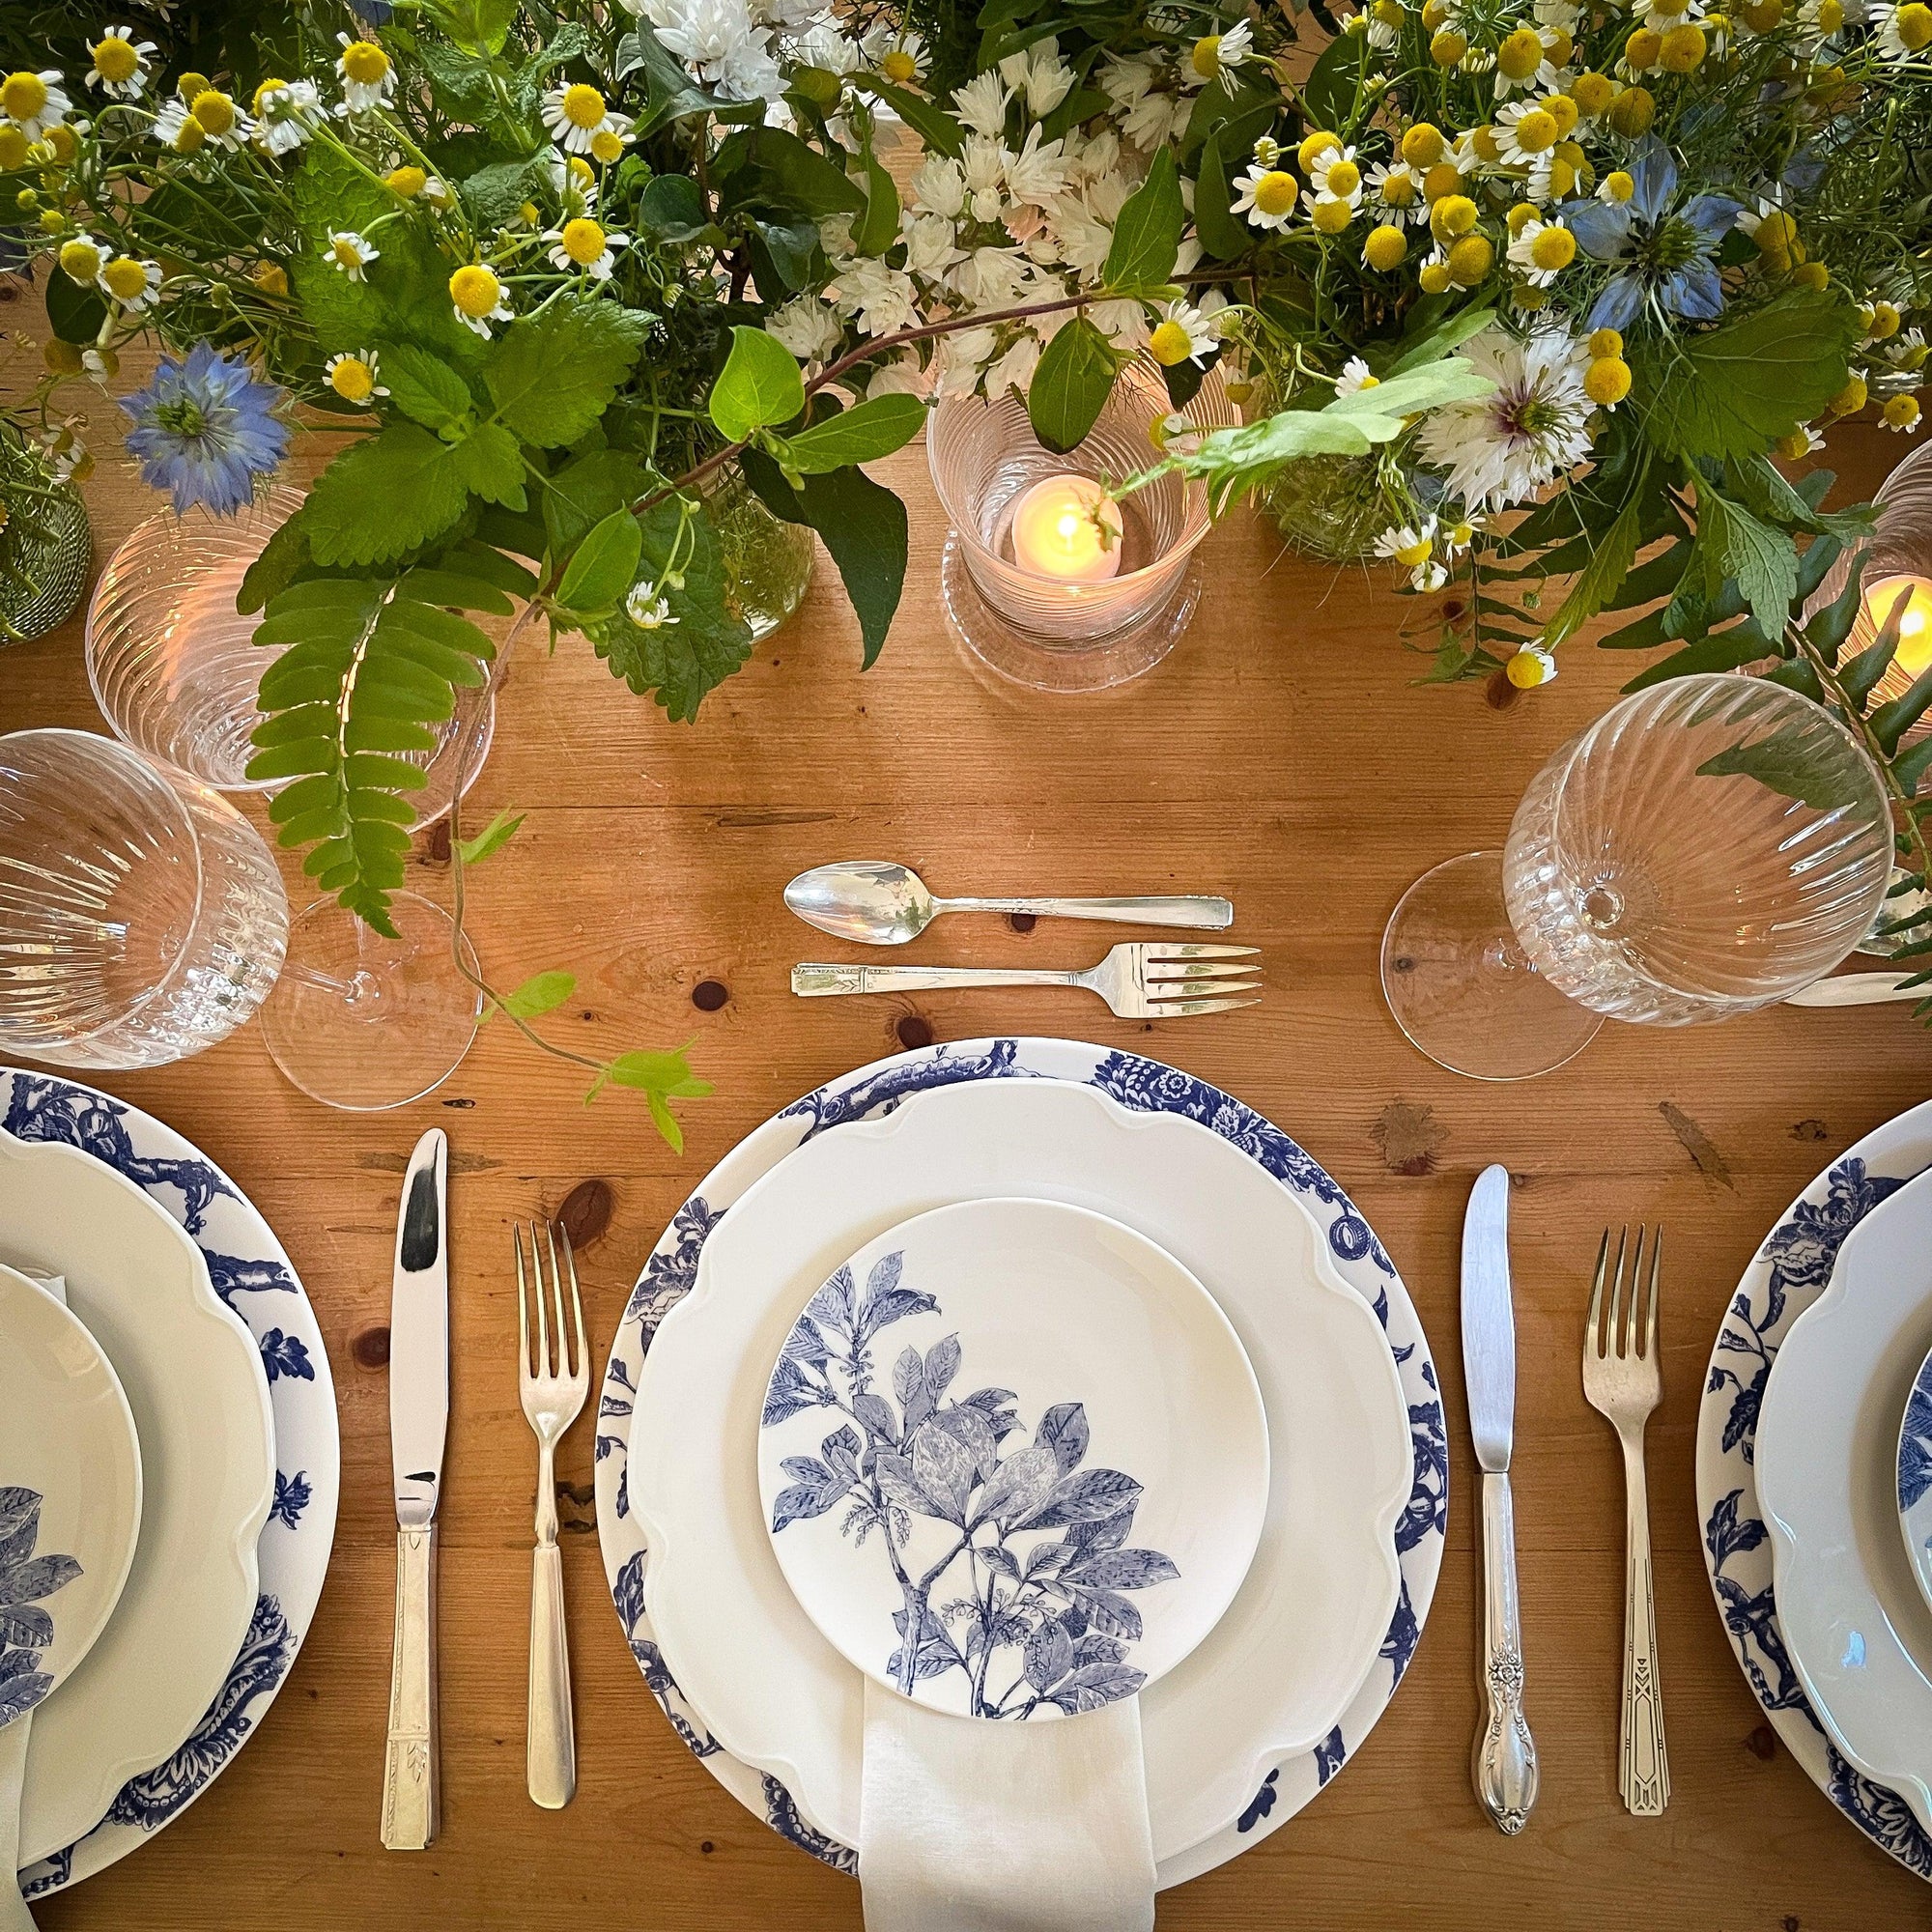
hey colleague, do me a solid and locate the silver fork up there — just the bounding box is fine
[1581,1226,1669,1817]
[790,942,1262,1018]
[516,1220,588,1810]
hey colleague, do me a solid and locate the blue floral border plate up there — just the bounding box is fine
[3,1069,340,1898]
[1696,1094,1932,1878]
[593,1037,1448,1888]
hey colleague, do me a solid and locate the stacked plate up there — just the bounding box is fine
[594,1037,1447,1886]
[1697,1097,1932,1879]
[0,1069,338,1901]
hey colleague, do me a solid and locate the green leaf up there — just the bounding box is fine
[484,299,651,448]
[638,172,708,242]
[1543,485,1644,648]
[555,508,643,612]
[430,0,520,54]
[1871,663,1932,754]
[617,26,719,137]
[455,806,525,867]
[712,125,866,221]
[238,505,314,614]
[448,422,528,511]
[303,426,470,568]
[777,392,926,472]
[1193,127,1249,264]
[709,326,807,440]
[601,1043,712,1152]
[853,77,965,157]
[1026,316,1121,455]
[1621,624,1778,692]
[1301,29,1368,129]
[1695,488,1799,641]
[853,150,900,258]
[44,266,107,347]
[380,343,478,435]
[484,970,577,1024]
[1102,145,1183,292]
[1637,292,1861,462]
[542,449,649,556]
[1384,304,1498,377]
[749,218,820,295]
[1696,719,1868,810]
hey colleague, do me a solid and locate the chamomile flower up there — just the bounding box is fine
[57,232,108,288]
[1494,96,1564,181]
[1507,213,1577,284]
[324,230,379,281]
[335,33,397,111]
[0,71,70,140]
[626,582,678,629]
[1506,641,1559,687]
[546,150,599,213]
[873,31,927,85]
[1873,0,1932,55]
[542,82,633,156]
[1147,298,1218,368]
[449,263,513,338]
[1634,0,1703,27]
[187,87,251,149]
[323,349,387,406]
[1375,520,1434,567]
[1308,143,1363,202]
[99,252,162,312]
[1492,23,1566,96]
[1151,410,1206,455]
[1336,356,1381,396]
[1796,0,1847,40]
[1231,160,1300,229]
[86,27,156,99]
[1185,18,1255,91]
[153,98,205,152]
[251,77,320,155]
[1884,394,1923,433]
[1368,158,1428,222]
[1888,327,1929,371]
[545,215,629,279]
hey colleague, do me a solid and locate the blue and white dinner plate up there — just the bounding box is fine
[1697,1094,1932,1878]
[1897,1345,1932,1620]
[1,1070,339,1898]
[595,1037,1448,1888]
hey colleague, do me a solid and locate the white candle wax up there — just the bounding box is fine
[1009,473,1124,582]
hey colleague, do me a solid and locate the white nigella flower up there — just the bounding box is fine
[1100,52,1155,108]
[1148,298,1218,368]
[1120,85,1190,150]
[765,294,844,362]
[1231,160,1300,230]
[1873,0,1932,56]
[1184,17,1255,92]
[323,348,388,405]
[1506,640,1559,687]
[252,77,320,155]
[797,20,863,74]
[541,80,636,152]
[1368,158,1428,223]
[1,70,71,139]
[961,133,1009,221]
[1508,213,1576,285]
[830,255,919,336]
[867,354,928,398]
[952,70,1012,137]
[626,582,678,629]
[545,215,629,279]
[325,230,380,280]
[909,154,966,218]
[1005,125,1070,204]
[1414,327,1594,510]
[335,32,397,111]
[952,242,1028,307]
[86,26,157,99]
[1336,355,1382,396]
[936,325,998,396]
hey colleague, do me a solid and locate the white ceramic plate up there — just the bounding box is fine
[1899,1345,1932,1619]
[0,1264,142,1717]
[0,1126,276,1864]
[758,1197,1270,1719]
[630,1074,1410,1867]
[1757,1163,1932,1831]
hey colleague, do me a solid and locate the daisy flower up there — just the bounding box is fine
[56,232,110,290]
[336,34,398,111]
[1375,521,1434,567]
[1308,144,1362,203]
[86,27,156,99]
[252,77,320,155]
[1413,326,1594,509]
[546,150,599,213]
[1873,0,1932,56]
[873,30,928,85]
[1506,641,1559,687]
[1494,96,1564,188]
[1888,327,1929,370]
[542,82,633,156]
[1883,395,1922,433]
[1232,161,1301,230]
[1185,18,1255,92]
[1508,213,1577,285]
[1148,298,1219,368]
[449,263,513,338]
[545,215,629,279]
[325,230,380,281]
[1634,0,1702,29]
[626,582,678,629]
[1492,23,1566,96]
[153,98,206,152]
[1336,356,1382,396]
[1796,0,1847,40]
[1368,158,1428,223]
[119,341,290,517]
[99,253,162,312]
[0,70,71,140]
[187,86,251,149]
[323,350,387,406]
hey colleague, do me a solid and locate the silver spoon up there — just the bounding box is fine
[783,861,1234,946]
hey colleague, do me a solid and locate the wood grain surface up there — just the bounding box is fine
[8,333,1931,1928]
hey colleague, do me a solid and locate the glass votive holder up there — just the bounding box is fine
[927,352,1236,693]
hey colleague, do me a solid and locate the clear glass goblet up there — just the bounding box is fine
[1380,673,1896,1080]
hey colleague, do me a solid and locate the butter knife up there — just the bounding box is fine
[383,1128,448,1851]
[1463,1163,1539,1834]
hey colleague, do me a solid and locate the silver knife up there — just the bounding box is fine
[1463,1163,1539,1834]
[383,1128,448,1850]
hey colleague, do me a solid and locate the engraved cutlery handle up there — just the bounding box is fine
[792,963,1080,996]
[1619,1433,1670,1815]
[939,894,1234,929]
[382,1522,438,1850]
[527,1542,576,1809]
[1473,1471,1538,1834]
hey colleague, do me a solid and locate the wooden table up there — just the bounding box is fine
[8,369,1930,1928]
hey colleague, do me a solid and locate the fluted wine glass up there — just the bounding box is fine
[1380,673,1896,1080]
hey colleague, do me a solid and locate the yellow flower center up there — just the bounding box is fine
[101,256,150,299]
[1608,86,1656,135]
[58,239,100,282]
[341,40,390,83]
[170,113,205,152]
[1589,327,1624,358]
[1380,170,1417,206]
[0,125,27,168]
[1422,160,1463,201]
[253,77,289,115]
[449,264,501,316]
[1572,71,1615,114]
[1507,201,1539,235]
[1899,2,1932,44]
[1886,396,1923,428]
[177,71,210,101]
[1149,319,1192,365]
[1297,130,1340,174]
[1529,224,1576,270]
[1,72,48,121]
[589,127,625,163]
[1545,92,1578,135]
[1814,0,1844,27]
[1548,156,1577,198]
[1191,34,1224,77]
[1584,357,1633,406]
[1603,169,1635,203]
[1741,0,1783,22]
[92,36,140,82]
[385,164,426,197]
[1871,300,1902,339]
[1659,22,1707,67]
[1431,192,1478,237]
[559,216,608,265]
[1421,0,1452,24]
[1418,259,1454,293]
[333,237,367,270]
[1830,373,1866,415]
[1311,195,1352,234]
[1497,26,1546,76]
[1365,223,1407,269]
[567,155,595,185]
[192,88,237,134]
[1470,125,1501,161]
[1507,649,1551,689]
[1254,169,1298,215]
[1323,156,1361,196]
[1447,232,1493,283]
[1402,122,1445,167]
[1430,26,1468,63]
[1394,536,1431,567]
[881,47,918,82]
[561,82,606,128]
[1373,0,1406,22]
[1626,26,1663,64]
[330,357,376,402]
[1510,107,1558,152]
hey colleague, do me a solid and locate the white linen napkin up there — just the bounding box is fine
[859,1682,1155,1932]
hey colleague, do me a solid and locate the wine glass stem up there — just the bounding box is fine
[278,959,386,1010]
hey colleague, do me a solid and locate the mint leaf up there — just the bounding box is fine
[1027,316,1120,454]
[449,422,527,510]
[541,449,649,555]
[1696,487,1798,640]
[779,392,925,472]
[602,1043,713,1152]
[1103,145,1182,292]
[556,507,643,611]
[709,325,807,440]
[1696,720,1866,810]
[484,299,650,448]
[1193,127,1249,264]
[303,426,470,567]
[379,344,477,435]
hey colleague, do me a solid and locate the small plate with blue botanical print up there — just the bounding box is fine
[1897,1345,1932,1620]
[757,1196,1270,1720]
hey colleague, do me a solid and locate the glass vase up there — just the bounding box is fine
[702,462,814,642]
[0,476,91,644]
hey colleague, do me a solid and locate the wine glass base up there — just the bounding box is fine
[1381,851,1603,1082]
[939,532,1200,693]
[259,891,482,1111]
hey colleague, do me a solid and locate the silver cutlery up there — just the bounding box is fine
[515,1220,588,1811]
[784,860,1235,945]
[1582,1226,1670,1817]
[791,942,1262,1019]
[1463,1163,1539,1835]
[383,1128,449,1851]
[1784,972,1926,1007]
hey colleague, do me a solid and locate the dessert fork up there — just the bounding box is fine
[790,942,1262,1018]
[516,1220,587,1810]
[1582,1226,1669,1816]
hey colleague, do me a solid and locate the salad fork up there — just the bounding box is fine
[790,942,1262,1018]
[516,1220,588,1810]
[1582,1226,1669,1816]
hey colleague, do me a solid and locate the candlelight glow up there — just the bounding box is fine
[1009,474,1124,582]
[1864,574,1932,677]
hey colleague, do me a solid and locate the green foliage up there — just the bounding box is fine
[594,1044,715,1152]
[708,326,808,440]
[455,806,526,866]
[482,969,577,1022]
[777,394,926,472]
[555,508,643,613]
[484,301,651,449]
[1102,146,1183,293]
[1027,317,1121,454]
[303,426,474,567]
[853,151,901,259]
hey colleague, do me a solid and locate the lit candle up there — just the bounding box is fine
[1009,474,1124,582]
[1865,573,1932,676]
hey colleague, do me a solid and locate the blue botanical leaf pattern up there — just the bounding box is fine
[1236,1768,1278,1832]
[200,1250,299,1311]
[765,1253,1179,1719]
[0,1486,83,1722]
[269,1469,311,1530]
[257,1328,314,1384]
[1900,1366,1932,1515]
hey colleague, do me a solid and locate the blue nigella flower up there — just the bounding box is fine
[1563,139,1744,333]
[120,341,289,516]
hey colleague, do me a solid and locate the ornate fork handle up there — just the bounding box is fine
[1473,1471,1539,1834]
[1619,1431,1669,1815]
[792,963,1083,996]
